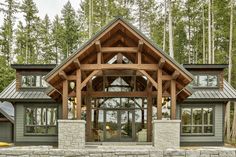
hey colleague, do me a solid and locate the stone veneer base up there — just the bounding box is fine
[58,120,86,149]
[0,146,236,157]
[152,120,181,149]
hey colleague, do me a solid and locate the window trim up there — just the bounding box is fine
[24,105,58,136]
[181,106,215,136]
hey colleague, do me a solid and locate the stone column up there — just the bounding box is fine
[58,120,86,149]
[152,120,181,149]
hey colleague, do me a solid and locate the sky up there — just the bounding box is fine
[0,0,82,25]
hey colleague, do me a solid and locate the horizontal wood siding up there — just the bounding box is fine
[177,103,223,143]
[0,122,13,142]
[15,103,58,143]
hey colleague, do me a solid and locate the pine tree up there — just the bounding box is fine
[20,0,39,63]
[15,21,26,64]
[38,15,54,63]
[0,0,19,65]
[52,15,64,64]
[61,1,79,59]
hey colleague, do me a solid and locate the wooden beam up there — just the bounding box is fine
[158,58,165,69]
[171,80,176,119]
[73,59,80,69]
[59,71,67,80]
[80,64,158,71]
[76,69,82,119]
[95,40,101,52]
[138,40,144,52]
[157,69,162,120]
[137,40,143,64]
[62,80,68,119]
[162,75,172,80]
[68,75,76,80]
[162,81,170,93]
[86,80,92,141]
[80,70,101,89]
[96,41,102,64]
[86,91,154,98]
[117,53,123,64]
[147,82,152,142]
[69,91,170,98]
[172,70,180,79]
[139,70,157,89]
[162,71,180,92]
[101,47,138,53]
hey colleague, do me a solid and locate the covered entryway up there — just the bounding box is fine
[45,18,193,148]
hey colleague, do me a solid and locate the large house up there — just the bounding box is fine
[0,18,236,148]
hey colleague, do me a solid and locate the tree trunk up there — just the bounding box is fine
[208,0,211,64]
[168,0,174,58]
[88,0,93,38]
[212,0,215,64]
[163,0,166,51]
[202,4,206,64]
[228,0,234,141]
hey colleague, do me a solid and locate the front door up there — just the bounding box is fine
[104,110,134,142]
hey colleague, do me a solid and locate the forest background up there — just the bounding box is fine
[0,0,235,142]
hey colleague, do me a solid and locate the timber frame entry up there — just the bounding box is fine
[45,17,193,142]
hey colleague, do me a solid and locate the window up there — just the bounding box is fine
[181,107,213,135]
[190,74,218,87]
[25,107,57,135]
[21,75,48,88]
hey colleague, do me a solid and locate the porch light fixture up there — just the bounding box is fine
[70,81,76,90]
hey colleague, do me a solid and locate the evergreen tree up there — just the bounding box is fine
[61,1,80,59]
[52,15,64,64]
[0,0,19,65]
[38,15,54,63]
[20,0,39,63]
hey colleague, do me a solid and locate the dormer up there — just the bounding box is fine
[183,64,228,90]
[11,64,56,91]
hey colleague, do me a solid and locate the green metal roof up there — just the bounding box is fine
[0,101,14,123]
[45,17,194,81]
[0,80,54,102]
[185,80,236,102]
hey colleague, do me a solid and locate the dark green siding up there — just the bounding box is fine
[177,103,224,143]
[15,103,60,144]
[0,122,13,142]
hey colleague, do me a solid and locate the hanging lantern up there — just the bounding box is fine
[70,81,76,90]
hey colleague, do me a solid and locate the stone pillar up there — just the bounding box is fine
[58,120,86,149]
[152,120,181,149]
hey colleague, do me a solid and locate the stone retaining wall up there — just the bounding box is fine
[0,146,236,157]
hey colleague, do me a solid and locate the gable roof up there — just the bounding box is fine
[0,101,14,123]
[45,17,193,84]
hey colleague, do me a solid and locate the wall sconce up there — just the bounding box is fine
[70,81,76,90]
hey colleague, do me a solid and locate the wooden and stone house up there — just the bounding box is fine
[0,18,236,148]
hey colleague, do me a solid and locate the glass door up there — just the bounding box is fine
[104,110,119,141]
[120,110,134,141]
[104,110,134,142]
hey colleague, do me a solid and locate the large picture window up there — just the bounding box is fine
[25,107,57,135]
[181,107,213,135]
[21,75,48,88]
